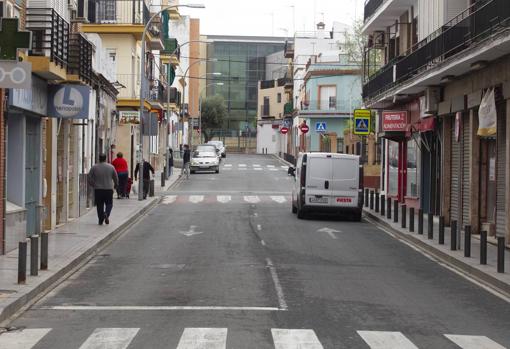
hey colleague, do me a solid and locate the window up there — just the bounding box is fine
[319,86,336,110]
[277,93,282,103]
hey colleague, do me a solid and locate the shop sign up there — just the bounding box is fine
[9,75,47,115]
[48,84,91,119]
[119,111,140,124]
[478,88,497,136]
[382,111,407,132]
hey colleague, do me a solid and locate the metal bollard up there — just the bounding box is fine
[30,235,39,276]
[380,195,386,216]
[375,192,380,213]
[18,240,27,284]
[393,200,399,223]
[387,198,392,220]
[464,225,471,257]
[370,191,374,210]
[40,232,48,270]
[409,207,415,232]
[428,213,434,240]
[418,209,423,235]
[480,231,487,265]
[149,179,155,197]
[401,204,407,229]
[365,189,369,208]
[161,171,165,188]
[497,237,505,273]
[451,220,457,251]
[438,216,445,245]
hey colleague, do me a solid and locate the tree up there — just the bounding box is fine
[343,19,383,78]
[200,95,226,143]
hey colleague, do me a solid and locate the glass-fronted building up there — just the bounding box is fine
[205,35,285,131]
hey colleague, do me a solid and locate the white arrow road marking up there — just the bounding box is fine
[79,328,139,349]
[179,226,204,237]
[271,196,287,204]
[317,227,341,234]
[357,331,419,349]
[0,328,51,349]
[216,195,231,203]
[445,335,507,349]
[272,329,324,349]
[176,328,227,349]
[162,195,177,204]
[244,196,261,204]
[189,195,204,204]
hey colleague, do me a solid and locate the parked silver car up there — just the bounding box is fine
[207,140,226,158]
[190,144,220,174]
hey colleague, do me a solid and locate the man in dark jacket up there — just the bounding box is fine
[134,160,155,199]
[88,154,119,225]
[181,144,191,179]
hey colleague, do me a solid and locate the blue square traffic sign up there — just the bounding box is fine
[315,122,327,132]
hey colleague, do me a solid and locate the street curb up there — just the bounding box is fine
[0,198,159,325]
[364,210,510,299]
[273,155,293,168]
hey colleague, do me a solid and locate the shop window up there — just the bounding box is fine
[388,141,399,197]
[407,140,420,197]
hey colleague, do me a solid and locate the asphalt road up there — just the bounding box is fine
[2,154,510,348]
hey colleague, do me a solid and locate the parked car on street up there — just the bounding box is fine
[190,144,220,174]
[207,140,226,158]
[290,152,363,220]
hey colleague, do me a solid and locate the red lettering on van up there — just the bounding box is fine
[336,197,352,203]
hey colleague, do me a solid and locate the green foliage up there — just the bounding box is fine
[201,95,226,142]
[343,19,365,67]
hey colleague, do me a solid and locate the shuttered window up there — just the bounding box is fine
[496,103,506,237]
[461,113,471,229]
[450,115,461,223]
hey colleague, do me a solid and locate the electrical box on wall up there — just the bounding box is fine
[424,87,440,114]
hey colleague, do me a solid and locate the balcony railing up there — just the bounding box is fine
[149,80,166,104]
[284,102,294,115]
[300,99,352,112]
[116,74,150,99]
[26,8,69,68]
[162,38,180,59]
[68,33,93,84]
[163,87,181,105]
[260,80,275,89]
[277,78,292,87]
[363,0,510,100]
[364,0,384,22]
[85,0,150,25]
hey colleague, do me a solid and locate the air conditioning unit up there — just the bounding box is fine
[374,31,385,48]
[424,87,439,114]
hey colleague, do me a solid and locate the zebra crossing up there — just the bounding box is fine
[222,164,288,172]
[0,328,506,348]
[161,194,290,205]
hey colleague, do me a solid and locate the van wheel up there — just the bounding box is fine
[353,210,362,222]
[297,207,305,219]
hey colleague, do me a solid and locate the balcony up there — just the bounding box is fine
[162,87,181,110]
[364,0,384,22]
[80,0,150,39]
[363,0,510,102]
[362,0,415,34]
[116,73,152,109]
[67,33,93,84]
[167,0,181,20]
[284,102,294,116]
[284,40,294,59]
[161,38,180,66]
[300,99,354,115]
[149,80,166,109]
[277,77,292,87]
[260,80,275,89]
[26,8,69,80]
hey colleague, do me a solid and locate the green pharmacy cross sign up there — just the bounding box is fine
[0,18,32,61]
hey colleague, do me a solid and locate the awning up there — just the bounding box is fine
[378,131,407,141]
[414,117,436,133]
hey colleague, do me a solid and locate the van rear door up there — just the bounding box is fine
[330,156,359,208]
[305,155,332,207]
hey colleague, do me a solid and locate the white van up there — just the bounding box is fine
[291,152,363,220]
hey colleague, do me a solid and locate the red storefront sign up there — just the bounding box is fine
[382,111,408,132]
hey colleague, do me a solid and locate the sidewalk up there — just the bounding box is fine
[363,199,510,298]
[0,171,180,324]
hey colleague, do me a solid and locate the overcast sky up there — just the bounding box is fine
[182,0,363,37]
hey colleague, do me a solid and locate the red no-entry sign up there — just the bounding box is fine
[300,124,309,133]
[280,127,289,134]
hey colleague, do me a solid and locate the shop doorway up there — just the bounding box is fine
[480,138,497,225]
[25,117,41,235]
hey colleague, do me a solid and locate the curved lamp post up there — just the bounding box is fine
[138,3,205,201]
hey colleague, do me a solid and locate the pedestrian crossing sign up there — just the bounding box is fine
[315,122,327,132]
[354,109,371,135]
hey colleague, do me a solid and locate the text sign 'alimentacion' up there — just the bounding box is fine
[382,111,408,132]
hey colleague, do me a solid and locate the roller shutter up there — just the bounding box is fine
[461,113,471,229]
[496,103,506,237]
[450,115,461,224]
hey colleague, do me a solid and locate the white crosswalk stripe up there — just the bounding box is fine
[271,196,287,203]
[217,195,231,203]
[0,328,51,349]
[272,329,323,349]
[224,164,232,167]
[79,328,139,349]
[267,165,275,168]
[445,334,507,349]
[238,164,247,167]
[176,328,227,349]
[357,331,419,349]
[189,195,204,204]
[254,167,263,171]
[253,164,261,167]
[162,195,177,204]
[244,195,261,204]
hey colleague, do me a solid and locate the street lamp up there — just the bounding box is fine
[198,82,224,143]
[138,3,205,201]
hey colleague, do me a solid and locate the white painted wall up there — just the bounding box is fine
[169,16,191,105]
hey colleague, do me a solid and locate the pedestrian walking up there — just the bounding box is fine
[88,154,118,225]
[181,144,191,179]
[134,160,155,199]
[168,148,174,176]
[112,152,129,199]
